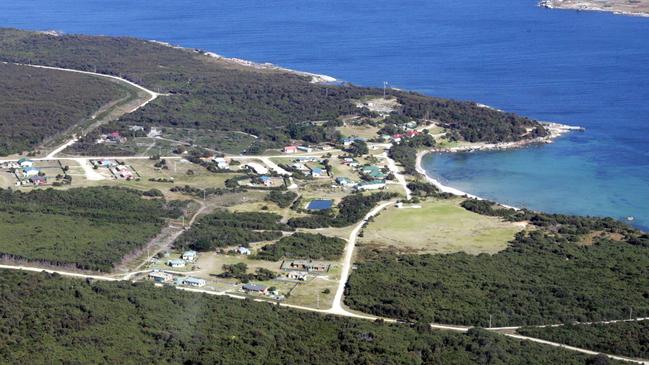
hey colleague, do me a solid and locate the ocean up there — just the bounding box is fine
[1,0,648,229]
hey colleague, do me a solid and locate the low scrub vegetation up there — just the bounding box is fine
[175,211,289,251]
[253,232,346,261]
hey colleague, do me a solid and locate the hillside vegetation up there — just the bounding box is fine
[0,62,125,155]
[0,28,544,152]
[0,187,182,271]
[345,200,649,326]
[0,270,615,364]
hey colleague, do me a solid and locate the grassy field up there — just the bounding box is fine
[360,198,523,254]
[336,123,381,139]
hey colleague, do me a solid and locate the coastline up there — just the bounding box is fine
[414,150,519,210]
[539,0,649,18]
[414,124,581,210]
[429,122,583,153]
[149,40,337,84]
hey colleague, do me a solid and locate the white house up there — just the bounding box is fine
[245,162,269,175]
[237,246,251,255]
[182,250,198,262]
[179,277,206,287]
[286,271,308,281]
[356,180,386,191]
[167,259,186,268]
[213,157,229,170]
[18,158,33,168]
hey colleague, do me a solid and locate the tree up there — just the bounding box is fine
[347,140,369,156]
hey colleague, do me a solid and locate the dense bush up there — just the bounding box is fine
[0,270,612,364]
[0,28,546,151]
[0,187,181,271]
[253,232,346,261]
[518,321,649,359]
[345,218,649,326]
[0,63,125,155]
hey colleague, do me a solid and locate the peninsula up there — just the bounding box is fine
[540,0,649,17]
[0,28,647,364]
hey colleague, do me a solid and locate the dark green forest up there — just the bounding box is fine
[0,187,182,271]
[0,62,125,155]
[345,201,649,327]
[175,211,289,251]
[0,28,544,151]
[253,232,346,261]
[0,270,614,364]
[518,321,649,359]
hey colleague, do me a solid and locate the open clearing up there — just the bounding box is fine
[360,198,523,255]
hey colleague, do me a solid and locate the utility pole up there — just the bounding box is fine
[630,307,633,320]
[489,315,492,328]
[203,189,206,201]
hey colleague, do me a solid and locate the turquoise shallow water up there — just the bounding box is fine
[1,0,648,229]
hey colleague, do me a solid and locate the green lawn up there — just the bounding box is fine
[360,198,523,254]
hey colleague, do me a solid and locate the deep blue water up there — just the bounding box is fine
[1,0,648,229]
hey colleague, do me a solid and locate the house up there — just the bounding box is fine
[179,277,206,287]
[245,162,269,175]
[405,121,418,129]
[237,246,251,255]
[259,175,273,186]
[356,180,386,191]
[29,175,47,186]
[242,283,267,293]
[291,162,308,171]
[23,167,40,177]
[405,130,421,138]
[392,133,404,143]
[295,156,318,163]
[381,134,392,142]
[17,158,33,168]
[283,145,298,154]
[281,260,330,273]
[286,271,308,281]
[99,159,116,167]
[310,167,325,178]
[297,145,313,153]
[360,165,386,179]
[182,250,198,262]
[213,157,229,169]
[340,137,367,147]
[129,125,145,132]
[106,131,127,144]
[335,176,355,187]
[167,259,186,268]
[148,270,173,283]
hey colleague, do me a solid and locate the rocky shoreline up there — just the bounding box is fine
[539,0,649,18]
[429,122,584,153]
